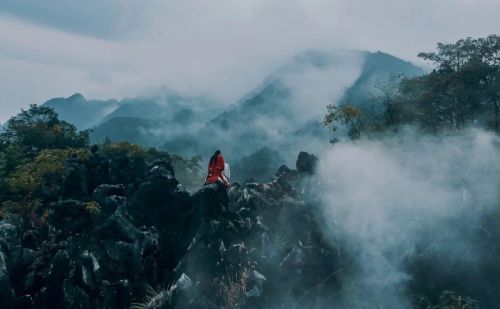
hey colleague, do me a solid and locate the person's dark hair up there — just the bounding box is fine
[209,150,221,164]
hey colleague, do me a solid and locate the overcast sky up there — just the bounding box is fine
[0,0,499,122]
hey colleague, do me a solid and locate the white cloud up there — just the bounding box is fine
[0,0,499,122]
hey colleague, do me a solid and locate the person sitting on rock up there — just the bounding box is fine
[205,150,230,188]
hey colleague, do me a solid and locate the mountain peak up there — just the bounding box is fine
[68,93,85,101]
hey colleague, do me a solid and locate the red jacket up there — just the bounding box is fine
[205,154,227,186]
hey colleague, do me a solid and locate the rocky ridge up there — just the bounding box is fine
[0,152,341,309]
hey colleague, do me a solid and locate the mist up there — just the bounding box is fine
[2,0,500,123]
[316,128,500,307]
[135,49,366,185]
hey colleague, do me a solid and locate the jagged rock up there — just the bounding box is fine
[91,207,164,286]
[46,250,70,308]
[149,160,176,180]
[0,221,21,266]
[0,251,14,307]
[21,248,36,268]
[142,230,161,285]
[147,273,196,309]
[22,230,38,250]
[48,200,94,237]
[22,270,35,294]
[14,294,34,309]
[103,239,140,277]
[102,279,131,309]
[255,216,268,233]
[92,210,141,243]
[128,172,195,272]
[296,151,318,174]
[34,287,48,309]
[228,184,243,212]
[62,279,94,309]
[75,250,100,294]
[92,184,126,200]
[193,182,229,220]
[280,243,305,269]
[92,184,126,215]
[16,248,37,293]
[223,243,248,265]
[0,151,344,308]
[146,290,172,309]
[173,230,220,289]
[277,164,292,175]
[245,270,266,298]
[169,273,197,308]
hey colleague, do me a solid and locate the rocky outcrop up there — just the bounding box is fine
[296,151,318,174]
[171,152,340,308]
[0,152,341,308]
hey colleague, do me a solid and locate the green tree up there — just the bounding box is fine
[417,35,500,130]
[0,104,90,153]
[4,148,90,224]
[324,103,365,139]
[373,74,406,126]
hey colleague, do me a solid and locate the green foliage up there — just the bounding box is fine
[0,104,90,153]
[99,142,149,185]
[401,35,500,131]
[373,74,406,126]
[338,35,500,134]
[4,148,90,220]
[0,144,30,201]
[0,105,207,241]
[418,36,500,72]
[101,141,147,159]
[169,154,202,177]
[8,148,90,193]
[0,105,90,203]
[84,201,102,221]
[0,144,30,175]
[324,103,365,139]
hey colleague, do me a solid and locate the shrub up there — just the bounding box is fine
[84,201,102,221]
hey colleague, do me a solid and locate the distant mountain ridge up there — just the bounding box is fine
[43,49,424,179]
[42,92,220,131]
[44,93,119,130]
[162,49,424,163]
[341,51,425,107]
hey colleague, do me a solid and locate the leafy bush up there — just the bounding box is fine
[324,103,365,139]
[3,148,90,220]
[84,201,102,221]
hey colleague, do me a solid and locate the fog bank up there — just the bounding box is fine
[317,128,500,307]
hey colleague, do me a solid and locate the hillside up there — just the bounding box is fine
[162,50,424,180]
[1,143,498,308]
[42,92,220,134]
[43,50,424,171]
[43,93,119,130]
[14,38,498,308]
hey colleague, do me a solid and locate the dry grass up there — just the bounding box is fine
[215,270,250,308]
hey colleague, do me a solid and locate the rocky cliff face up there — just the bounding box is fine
[0,152,343,309]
